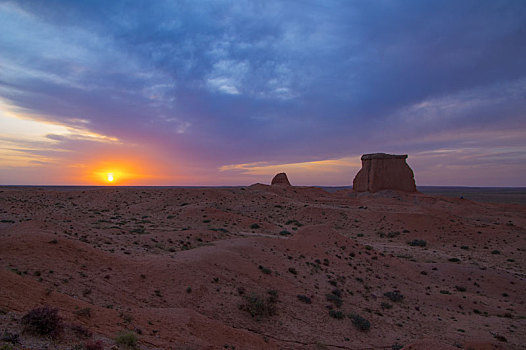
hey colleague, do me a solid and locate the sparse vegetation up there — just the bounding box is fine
[241,291,277,319]
[329,310,345,319]
[21,306,63,338]
[384,291,404,302]
[115,331,138,348]
[258,265,272,274]
[350,313,370,331]
[326,292,343,308]
[408,239,426,247]
[70,324,92,338]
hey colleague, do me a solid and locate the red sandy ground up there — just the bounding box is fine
[0,185,524,349]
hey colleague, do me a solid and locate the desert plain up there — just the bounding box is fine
[0,184,525,349]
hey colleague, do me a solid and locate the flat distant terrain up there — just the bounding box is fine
[418,186,526,205]
[0,185,524,349]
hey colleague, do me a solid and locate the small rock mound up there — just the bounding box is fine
[353,153,416,193]
[271,173,291,186]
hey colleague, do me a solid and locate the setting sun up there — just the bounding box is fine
[107,173,114,182]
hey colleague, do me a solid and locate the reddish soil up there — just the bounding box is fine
[0,185,524,349]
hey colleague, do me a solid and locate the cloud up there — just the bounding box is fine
[0,0,525,185]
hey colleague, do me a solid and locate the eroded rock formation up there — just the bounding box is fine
[271,172,291,186]
[353,153,416,192]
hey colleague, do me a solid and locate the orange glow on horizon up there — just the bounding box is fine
[66,148,186,185]
[92,168,136,185]
[83,157,156,185]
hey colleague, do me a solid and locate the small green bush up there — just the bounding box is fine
[241,292,277,319]
[258,265,272,274]
[329,310,345,319]
[384,291,404,302]
[250,223,260,229]
[408,239,427,247]
[115,331,137,348]
[326,293,343,308]
[350,313,370,331]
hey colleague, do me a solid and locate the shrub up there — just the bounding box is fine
[0,332,19,344]
[21,306,63,338]
[448,258,460,262]
[258,265,272,275]
[288,267,298,275]
[384,291,404,302]
[326,293,343,308]
[250,223,260,229]
[241,293,276,319]
[115,331,138,348]
[329,310,345,319]
[297,294,312,304]
[70,324,92,338]
[408,239,427,247]
[285,219,302,226]
[381,302,393,309]
[350,313,370,331]
[267,290,279,303]
[387,231,400,238]
[279,230,291,236]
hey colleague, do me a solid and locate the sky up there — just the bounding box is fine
[1,0,525,186]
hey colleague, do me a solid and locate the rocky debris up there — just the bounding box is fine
[271,172,291,186]
[353,153,416,192]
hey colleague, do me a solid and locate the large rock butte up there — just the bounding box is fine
[271,172,291,186]
[353,153,417,192]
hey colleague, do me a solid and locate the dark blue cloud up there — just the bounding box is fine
[1,0,525,174]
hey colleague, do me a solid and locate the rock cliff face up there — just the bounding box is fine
[353,153,416,192]
[271,173,291,186]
